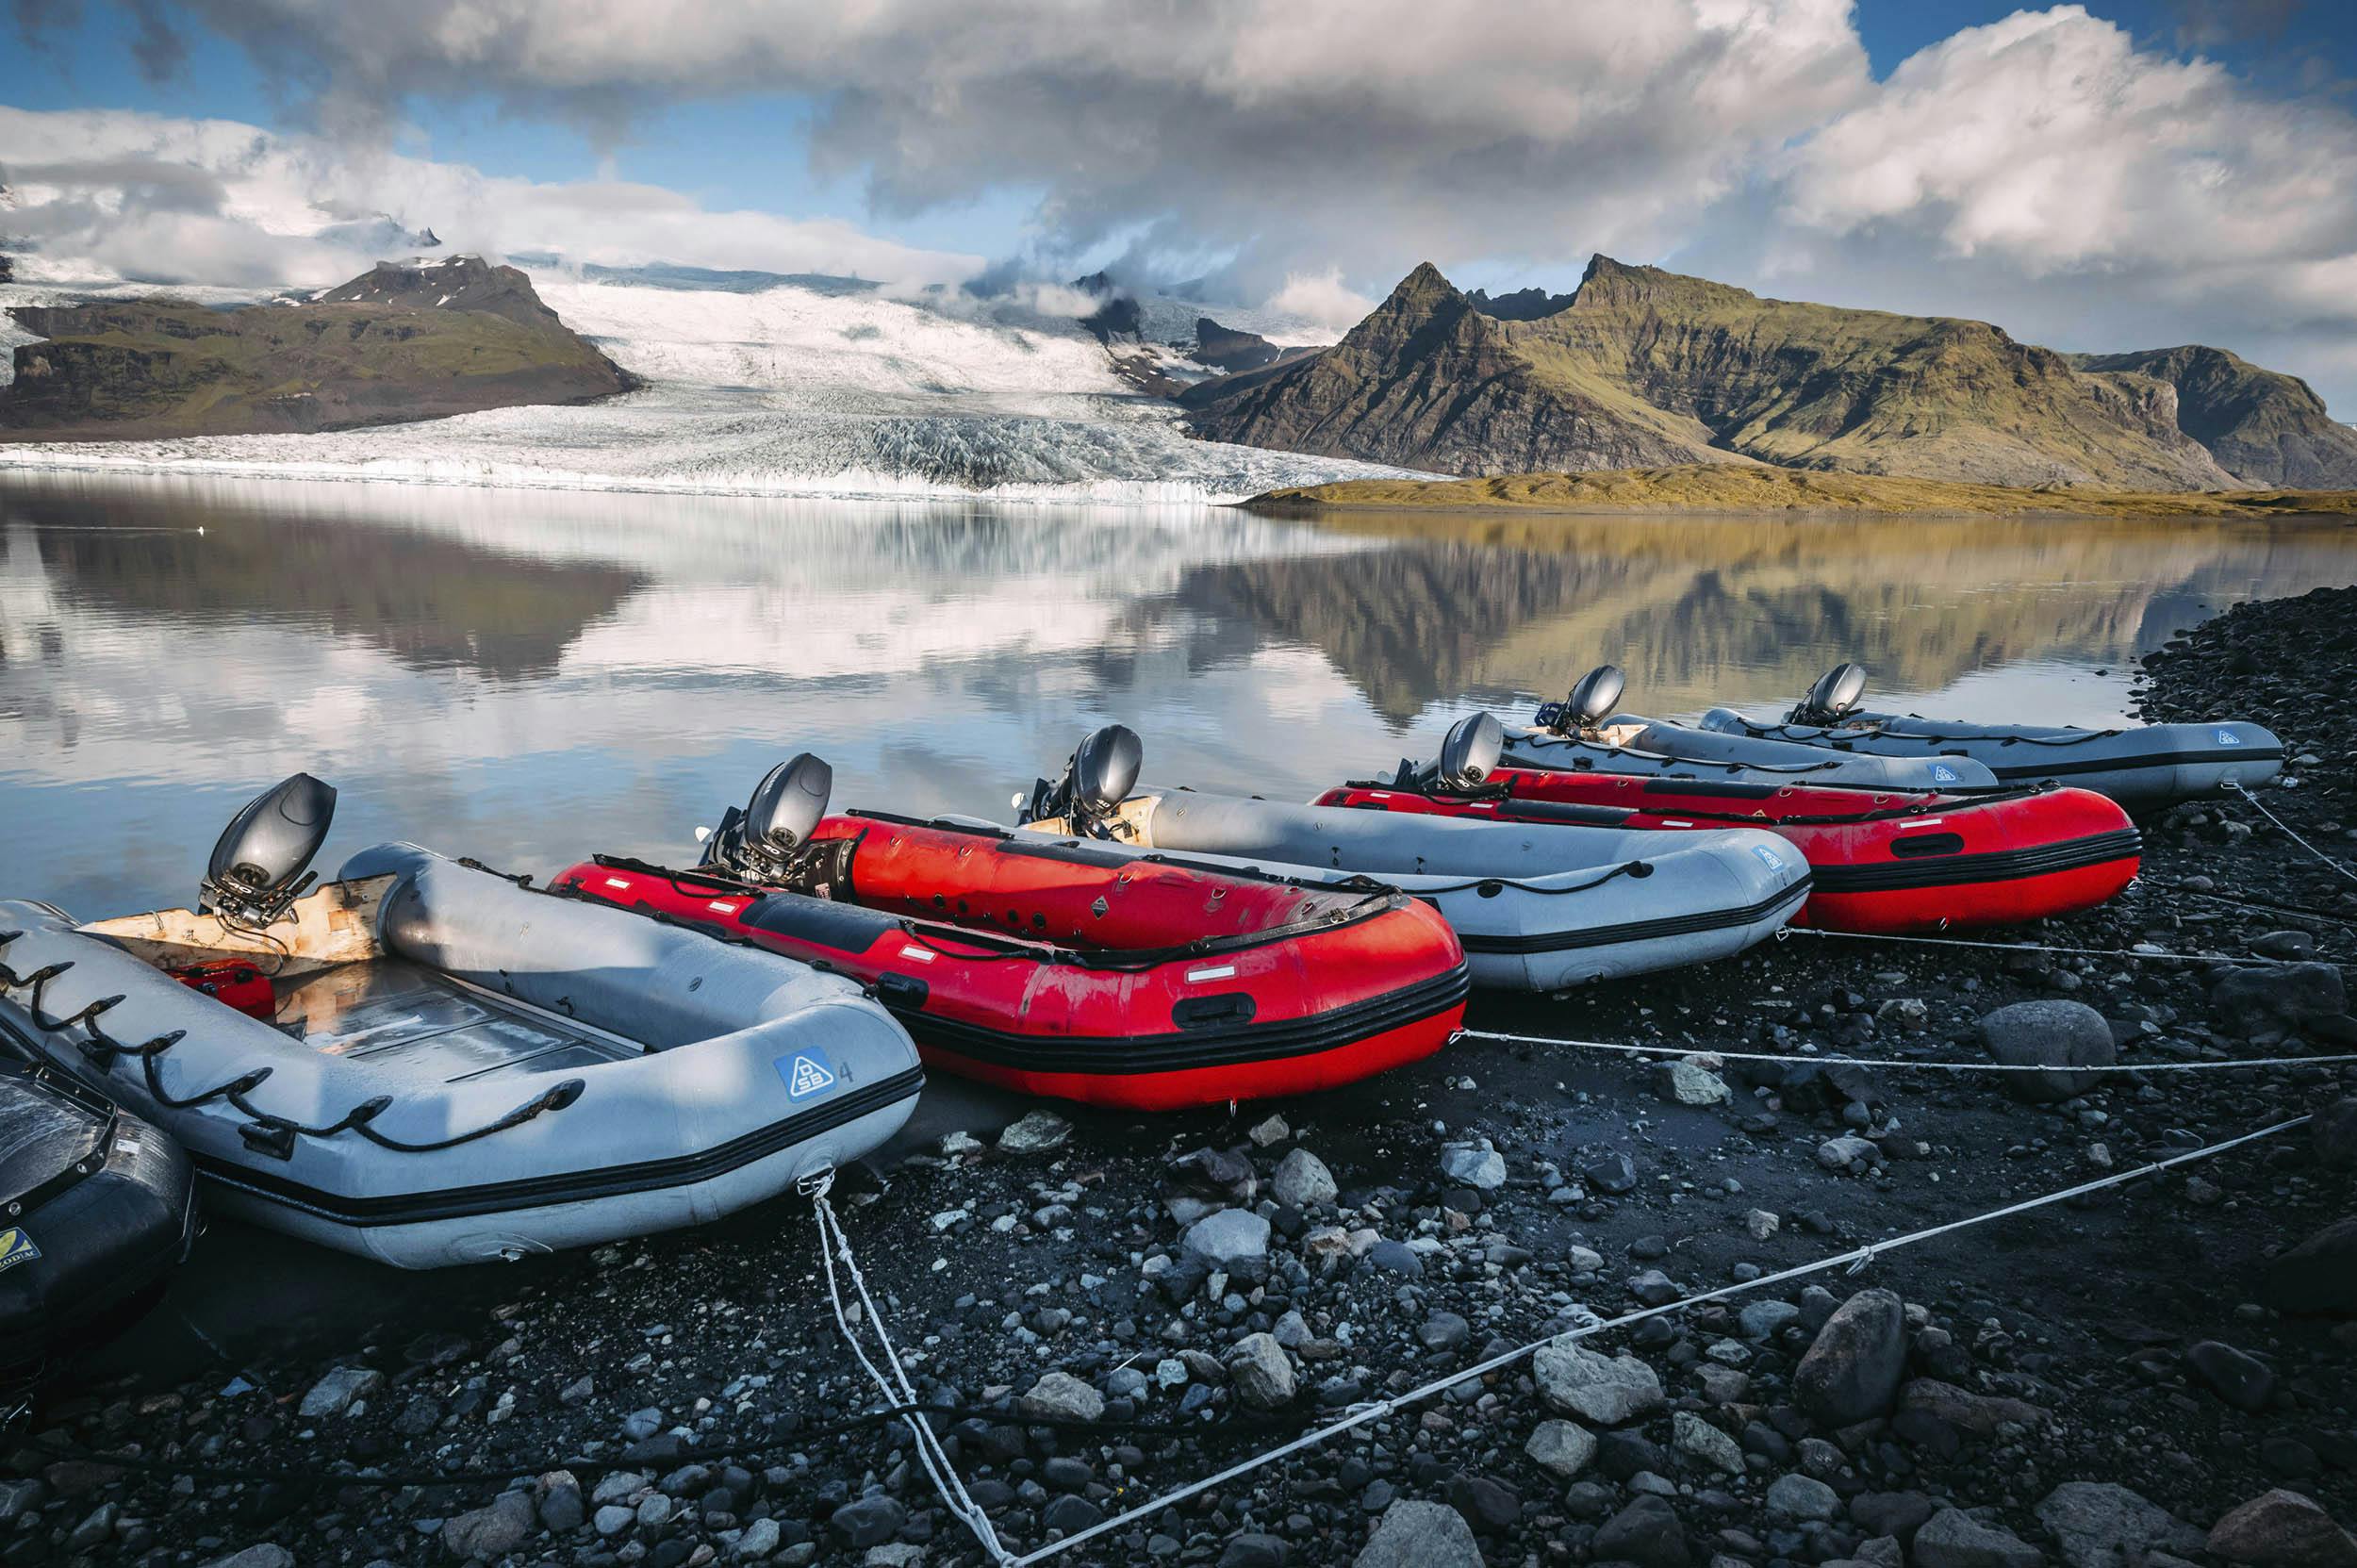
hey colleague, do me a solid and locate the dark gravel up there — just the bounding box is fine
[8,587,2357,1568]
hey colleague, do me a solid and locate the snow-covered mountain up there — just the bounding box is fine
[0,259,1402,503]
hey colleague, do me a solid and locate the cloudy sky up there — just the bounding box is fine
[8,0,2357,409]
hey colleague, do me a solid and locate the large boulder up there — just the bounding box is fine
[1913,1508,2043,1568]
[2212,964,2347,1038]
[1533,1342,1664,1425]
[2265,1218,2357,1315]
[1793,1289,1909,1425]
[2036,1483,2205,1568]
[1354,1500,1482,1568]
[2209,1491,2357,1568]
[1979,999,2116,1102]
[1018,1371,1105,1423]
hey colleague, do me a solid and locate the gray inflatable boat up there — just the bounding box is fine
[1695,662,2283,813]
[1020,727,1811,991]
[1507,667,2000,794]
[0,778,921,1268]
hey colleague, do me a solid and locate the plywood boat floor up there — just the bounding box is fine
[272,960,642,1084]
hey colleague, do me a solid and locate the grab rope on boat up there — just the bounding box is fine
[1450,1027,2357,1077]
[2225,779,2357,886]
[1005,1113,2309,1565]
[805,1168,1018,1566]
[0,933,583,1160]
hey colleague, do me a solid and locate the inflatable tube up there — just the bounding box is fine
[0,1057,197,1376]
[1503,715,1999,794]
[1314,772,2140,934]
[554,812,1470,1111]
[1026,792,1812,990]
[1694,708,2282,813]
[0,847,921,1268]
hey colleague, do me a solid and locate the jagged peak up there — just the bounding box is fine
[1572,254,1757,313]
[1383,262,1462,307]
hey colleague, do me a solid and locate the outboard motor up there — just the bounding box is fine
[702,753,853,894]
[201,773,336,927]
[1534,665,1626,737]
[1789,663,1868,726]
[1433,712,1504,792]
[1020,724,1143,837]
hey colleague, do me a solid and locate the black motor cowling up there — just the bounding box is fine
[202,773,336,925]
[706,753,846,888]
[1434,712,1504,791]
[1021,724,1143,834]
[1791,663,1869,725]
[1534,665,1627,735]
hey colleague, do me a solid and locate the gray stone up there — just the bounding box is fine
[441,1490,536,1560]
[595,1505,635,1537]
[1018,1370,1105,1423]
[1794,1288,1908,1426]
[1228,1332,1296,1410]
[1525,1418,1597,1479]
[536,1470,585,1534]
[1221,1535,1290,1568]
[201,1549,294,1568]
[1914,1508,2043,1568]
[1979,999,2117,1102]
[1592,1495,1691,1568]
[997,1109,1073,1154]
[1439,1141,1507,1191]
[592,1472,650,1506]
[1418,1311,1471,1352]
[2209,1490,2357,1568]
[1768,1474,1841,1523]
[1354,1500,1482,1568]
[2314,1100,2357,1169]
[1272,1148,1338,1209]
[2036,1482,2206,1568]
[1671,1411,1743,1476]
[2213,965,2347,1038]
[1899,1378,2049,1434]
[1533,1342,1664,1425]
[737,1518,783,1560]
[1183,1207,1271,1264]
[1739,1300,1801,1340]
[65,1505,117,1552]
[636,1493,674,1528]
[299,1364,383,1419]
[0,1479,45,1525]
[1818,1134,1880,1170]
[830,1496,906,1549]
[1657,1060,1732,1105]
[865,1547,925,1568]
[2188,1341,2277,1411]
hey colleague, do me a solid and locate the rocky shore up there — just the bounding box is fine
[8,587,2357,1568]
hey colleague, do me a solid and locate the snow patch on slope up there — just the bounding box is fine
[0,273,1406,503]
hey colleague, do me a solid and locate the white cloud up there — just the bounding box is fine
[0,106,981,289]
[1263,269,1378,335]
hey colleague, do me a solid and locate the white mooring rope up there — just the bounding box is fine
[806,1170,1019,1565]
[1451,1027,2357,1077]
[822,1112,2307,1566]
[2226,779,2357,886]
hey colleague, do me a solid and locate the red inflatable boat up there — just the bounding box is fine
[1322,717,2140,934]
[555,759,1468,1110]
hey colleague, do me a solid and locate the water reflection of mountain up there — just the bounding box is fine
[4,484,649,680]
[1179,512,2357,723]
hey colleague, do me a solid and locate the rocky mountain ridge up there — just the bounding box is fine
[1182,257,2357,490]
[0,256,634,440]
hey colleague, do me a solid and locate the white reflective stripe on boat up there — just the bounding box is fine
[1186,964,1237,982]
[898,946,936,963]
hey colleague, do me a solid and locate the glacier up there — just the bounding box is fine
[0,268,1422,503]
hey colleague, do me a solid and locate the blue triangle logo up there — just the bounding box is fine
[785,1052,836,1099]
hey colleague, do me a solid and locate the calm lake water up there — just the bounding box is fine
[7,471,2357,1374]
[5,472,2356,919]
